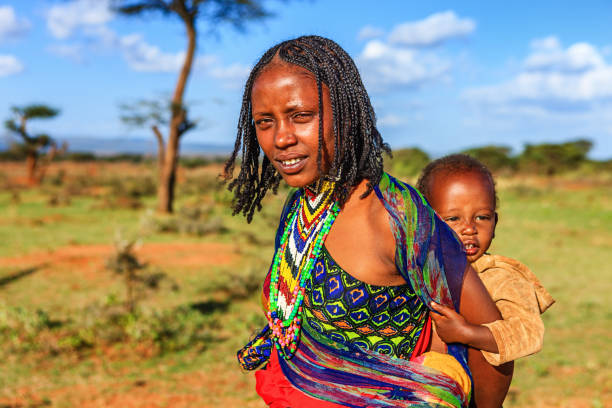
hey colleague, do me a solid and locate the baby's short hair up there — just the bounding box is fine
[416,154,498,208]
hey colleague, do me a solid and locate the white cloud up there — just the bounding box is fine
[0,6,31,41]
[464,37,612,114]
[119,34,186,72]
[377,114,406,127]
[525,36,605,73]
[46,0,113,39]
[355,12,474,90]
[358,40,450,89]
[388,11,475,47]
[209,63,251,88]
[83,24,118,48]
[358,25,384,41]
[0,54,24,76]
[119,33,218,73]
[44,1,250,84]
[47,44,85,63]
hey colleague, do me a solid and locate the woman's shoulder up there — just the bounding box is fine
[375,173,431,215]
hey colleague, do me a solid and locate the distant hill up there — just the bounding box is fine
[0,136,233,157]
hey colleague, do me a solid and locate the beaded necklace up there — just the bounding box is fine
[267,182,340,359]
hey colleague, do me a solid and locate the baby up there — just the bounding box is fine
[416,154,554,365]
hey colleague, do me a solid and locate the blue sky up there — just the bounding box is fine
[1,0,611,158]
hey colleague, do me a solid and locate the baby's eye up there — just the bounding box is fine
[476,215,492,221]
[443,216,460,222]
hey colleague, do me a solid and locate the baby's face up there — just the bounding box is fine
[428,171,497,263]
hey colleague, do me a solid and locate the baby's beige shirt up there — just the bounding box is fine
[472,254,555,366]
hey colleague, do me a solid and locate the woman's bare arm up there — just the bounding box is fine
[459,265,514,408]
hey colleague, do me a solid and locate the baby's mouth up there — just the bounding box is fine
[463,242,479,255]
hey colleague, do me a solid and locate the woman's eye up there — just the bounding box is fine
[293,112,313,122]
[255,118,272,127]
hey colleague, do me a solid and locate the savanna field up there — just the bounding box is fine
[0,160,610,408]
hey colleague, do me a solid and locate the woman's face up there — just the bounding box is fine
[251,62,335,188]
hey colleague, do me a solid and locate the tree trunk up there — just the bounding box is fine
[157,125,179,213]
[36,143,58,184]
[156,19,196,214]
[152,125,165,182]
[25,152,38,186]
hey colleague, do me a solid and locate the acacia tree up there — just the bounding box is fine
[113,0,271,213]
[119,99,195,182]
[4,104,60,185]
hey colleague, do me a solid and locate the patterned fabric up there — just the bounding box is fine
[282,324,469,407]
[303,245,428,359]
[238,326,273,371]
[238,173,470,407]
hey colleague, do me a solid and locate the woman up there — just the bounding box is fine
[225,36,512,407]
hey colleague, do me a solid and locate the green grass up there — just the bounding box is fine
[491,185,612,406]
[0,172,610,407]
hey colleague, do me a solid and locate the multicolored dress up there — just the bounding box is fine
[238,173,470,407]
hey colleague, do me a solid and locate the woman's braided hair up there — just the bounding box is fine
[224,35,390,222]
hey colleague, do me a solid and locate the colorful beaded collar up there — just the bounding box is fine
[266,181,340,359]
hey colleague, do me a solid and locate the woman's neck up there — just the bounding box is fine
[341,178,375,210]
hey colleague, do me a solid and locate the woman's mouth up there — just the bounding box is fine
[277,157,307,174]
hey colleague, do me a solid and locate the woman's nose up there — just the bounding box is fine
[275,120,297,148]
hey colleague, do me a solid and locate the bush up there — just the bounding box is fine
[63,152,96,162]
[0,148,26,161]
[0,299,215,358]
[109,176,157,198]
[0,303,56,353]
[518,139,593,175]
[153,203,228,236]
[461,145,517,173]
[385,148,430,178]
[178,173,224,196]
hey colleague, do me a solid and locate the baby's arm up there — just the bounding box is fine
[432,271,546,366]
[430,302,499,353]
[480,287,544,365]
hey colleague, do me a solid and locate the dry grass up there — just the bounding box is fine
[0,161,610,407]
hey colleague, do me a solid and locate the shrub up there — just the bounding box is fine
[0,299,214,358]
[178,173,224,196]
[518,139,593,175]
[152,203,228,236]
[461,145,517,173]
[385,148,430,178]
[106,234,178,314]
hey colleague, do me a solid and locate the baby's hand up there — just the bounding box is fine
[429,302,471,344]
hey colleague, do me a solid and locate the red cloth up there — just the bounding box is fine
[255,350,343,407]
[255,316,433,407]
[410,314,432,361]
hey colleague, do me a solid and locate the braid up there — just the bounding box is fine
[224,36,390,221]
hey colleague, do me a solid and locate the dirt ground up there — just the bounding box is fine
[0,242,236,274]
[0,241,261,408]
[0,236,607,407]
[0,370,265,408]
